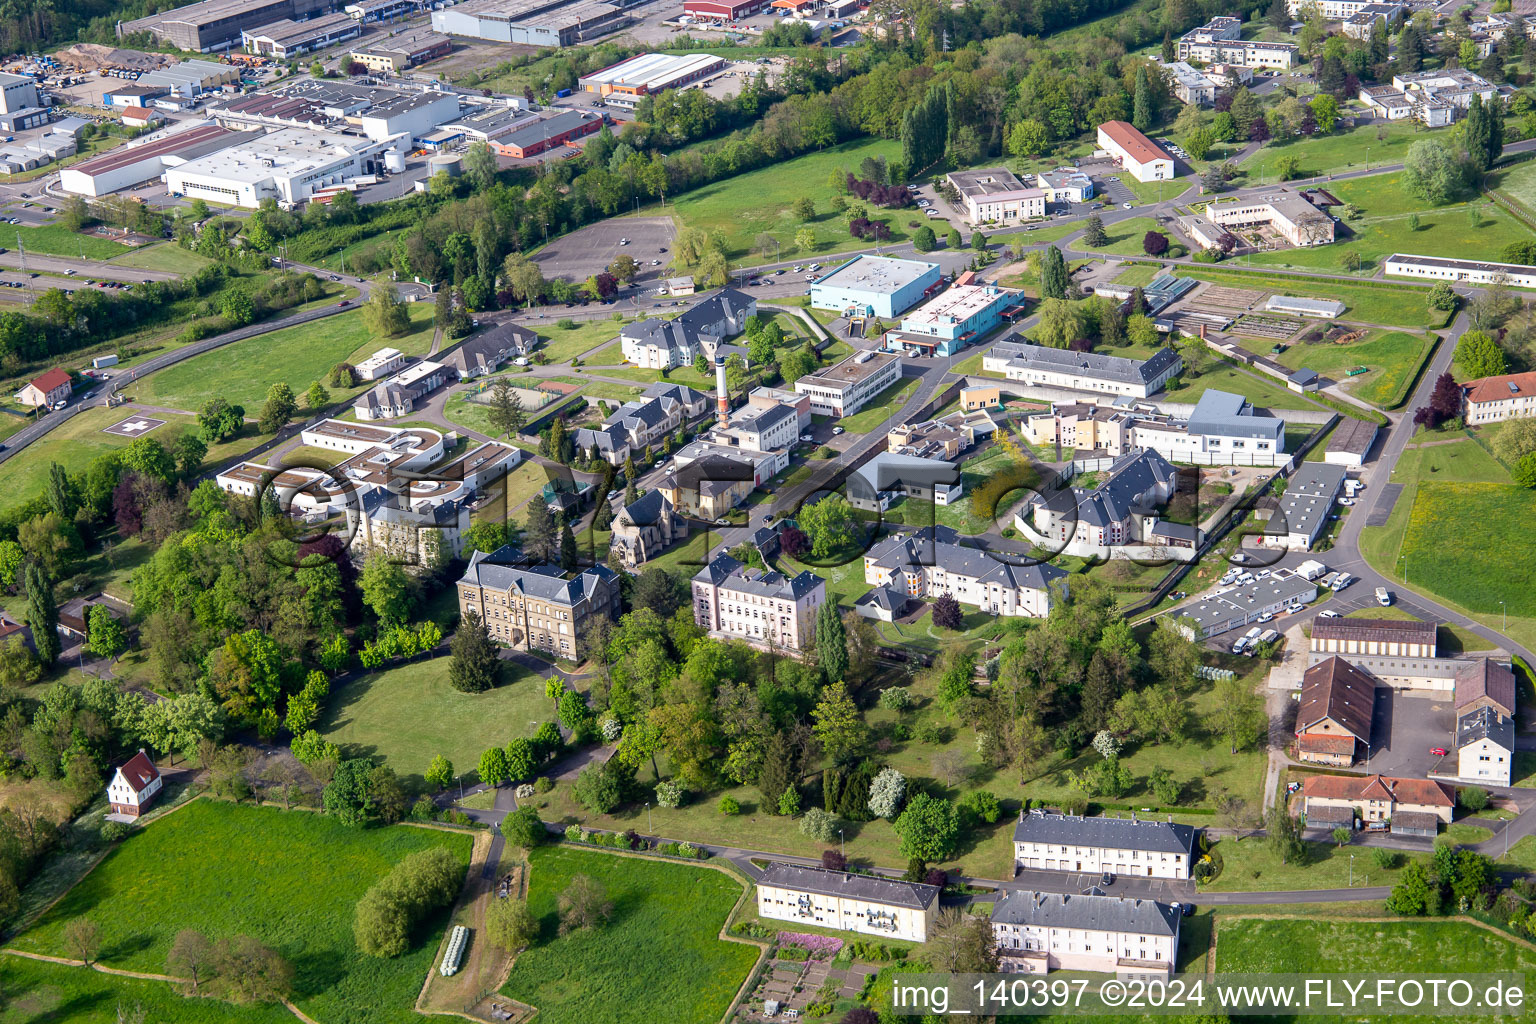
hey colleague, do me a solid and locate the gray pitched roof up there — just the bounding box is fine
[1068,448,1177,529]
[855,586,911,612]
[642,380,706,407]
[459,547,616,607]
[575,426,626,453]
[440,322,537,373]
[992,340,1182,385]
[865,526,1068,593]
[990,889,1180,936]
[692,551,823,600]
[1011,811,1196,857]
[758,861,939,910]
[616,488,669,527]
[1457,704,1514,751]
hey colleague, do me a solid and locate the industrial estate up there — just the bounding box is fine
[2,0,1536,1020]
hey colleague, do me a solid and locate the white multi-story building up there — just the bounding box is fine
[863,526,1069,618]
[1462,370,1536,424]
[946,167,1046,225]
[691,552,826,652]
[1020,448,1198,561]
[356,347,407,381]
[1205,196,1335,247]
[794,350,903,417]
[1097,121,1174,183]
[1456,706,1513,786]
[163,127,402,208]
[1178,16,1298,68]
[1287,0,1400,19]
[1011,811,1197,880]
[983,340,1183,399]
[991,890,1181,978]
[1023,390,1287,467]
[757,862,940,942]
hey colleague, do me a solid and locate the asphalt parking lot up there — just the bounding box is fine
[531,215,676,284]
[1097,176,1136,206]
[1364,689,1455,779]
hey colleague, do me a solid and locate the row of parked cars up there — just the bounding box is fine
[1230,626,1282,656]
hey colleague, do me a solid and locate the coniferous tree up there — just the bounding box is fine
[449,610,499,693]
[524,493,556,563]
[560,522,578,571]
[816,601,849,685]
[24,564,59,666]
[1040,246,1069,299]
[1133,66,1153,132]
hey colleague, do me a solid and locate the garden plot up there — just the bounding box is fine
[1232,314,1304,340]
[1194,285,1266,310]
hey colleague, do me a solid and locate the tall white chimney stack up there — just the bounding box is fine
[714,354,730,428]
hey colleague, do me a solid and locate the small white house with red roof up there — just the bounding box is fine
[107,749,162,818]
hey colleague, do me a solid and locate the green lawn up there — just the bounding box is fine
[106,243,215,275]
[1276,330,1437,409]
[12,800,472,1024]
[1159,350,1320,412]
[1215,916,1536,978]
[1113,175,1187,205]
[1202,835,1406,893]
[1238,120,1427,180]
[1174,267,1451,330]
[1089,217,1169,255]
[0,406,257,513]
[1244,173,1531,274]
[1111,262,1163,287]
[1359,437,1536,653]
[319,653,548,784]
[501,845,757,1024]
[0,954,296,1024]
[131,304,436,412]
[666,136,908,264]
[9,224,130,260]
[837,376,920,433]
[1492,156,1536,218]
[541,318,625,364]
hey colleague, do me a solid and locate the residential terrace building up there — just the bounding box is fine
[991,890,1181,978]
[1011,811,1197,880]
[456,548,621,658]
[1302,774,1454,826]
[1461,370,1536,425]
[619,287,756,369]
[1295,656,1376,766]
[756,862,939,941]
[691,552,825,651]
[1021,448,1195,560]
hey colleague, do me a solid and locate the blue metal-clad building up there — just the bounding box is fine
[809,254,943,319]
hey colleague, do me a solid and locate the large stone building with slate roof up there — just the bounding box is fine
[691,552,826,651]
[609,490,685,568]
[863,526,1068,619]
[1011,811,1197,880]
[983,341,1183,399]
[756,862,941,941]
[990,889,1181,977]
[456,547,621,658]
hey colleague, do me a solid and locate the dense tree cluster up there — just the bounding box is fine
[353,847,463,957]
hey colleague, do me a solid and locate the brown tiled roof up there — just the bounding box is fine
[1454,659,1516,715]
[1297,733,1357,755]
[1099,121,1169,166]
[29,368,71,393]
[1391,811,1441,832]
[1305,803,1354,825]
[1463,371,1536,405]
[117,749,159,792]
[1304,774,1452,807]
[1296,656,1376,741]
[1310,616,1436,648]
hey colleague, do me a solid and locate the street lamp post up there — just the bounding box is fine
[1349,854,1354,887]
[1501,600,1506,630]
[646,802,653,834]
[839,829,844,858]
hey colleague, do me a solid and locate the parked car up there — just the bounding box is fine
[831,426,844,435]
[1430,747,1448,757]
[1318,609,1340,618]
[1375,586,1392,606]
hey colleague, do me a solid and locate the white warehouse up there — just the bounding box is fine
[163,128,402,208]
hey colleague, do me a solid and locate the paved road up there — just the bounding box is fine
[0,265,373,468]
[0,250,180,283]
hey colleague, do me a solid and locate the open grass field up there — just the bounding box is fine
[319,654,546,784]
[1246,174,1530,274]
[131,304,436,412]
[1158,350,1320,412]
[0,406,256,513]
[1111,262,1163,287]
[1276,330,1436,409]
[837,376,920,433]
[666,136,907,264]
[1358,436,1536,653]
[1399,480,1536,618]
[1201,836,1406,893]
[1214,915,1536,980]
[1237,120,1426,180]
[1175,267,1450,330]
[12,800,472,1024]
[12,224,131,260]
[1087,217,1168,255]
[1492,156,1536,217]
[539,317,625,364]
[502,845,757,1024]
[106,243,214,275]
[0,954,297,1024]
